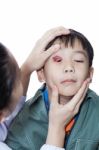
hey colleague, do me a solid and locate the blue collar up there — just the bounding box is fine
[42,86,79,119]
[43,88,50,113]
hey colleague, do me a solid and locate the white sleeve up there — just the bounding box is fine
[0,96,26,142]
[0,142,12,150]
[40,144,65,150]
[4,96,26,127]
[0,123,8,141]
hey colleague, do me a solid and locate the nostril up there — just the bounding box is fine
[70,70,73,72]
[64,69,74,73]
[64,70,68,73]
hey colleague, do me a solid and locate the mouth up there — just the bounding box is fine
[61,79,76,84]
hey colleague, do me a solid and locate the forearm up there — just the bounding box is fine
[20,61,34,96]
[40,126,65,150]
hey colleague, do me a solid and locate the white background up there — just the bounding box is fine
[0,0,99,99]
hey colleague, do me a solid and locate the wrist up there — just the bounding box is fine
[46,125,65,147]
[21,61,34,76]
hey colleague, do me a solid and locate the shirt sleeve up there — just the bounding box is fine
[0,123,8,141]
[5,96,26,127]
[40,144,65,150]
[0,142,12,150]
[0,96,26,142]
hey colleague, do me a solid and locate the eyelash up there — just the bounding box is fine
[56,59,62,62]
[74,60,84,63]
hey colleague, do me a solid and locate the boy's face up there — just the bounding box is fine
[38,39,93,97]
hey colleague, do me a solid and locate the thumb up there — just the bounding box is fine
[44,44,60,58]
[50,85,59,106]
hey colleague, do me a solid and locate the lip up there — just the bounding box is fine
[61,79,76,84]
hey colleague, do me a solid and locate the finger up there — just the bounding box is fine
[44,44,60,59]
[44,27,69,39]
[50,85,59,106]
[40,28,70,49]
[74,82,90,114]
[67,78,90,108]
[46,27,70,41]
[63,79,90,115]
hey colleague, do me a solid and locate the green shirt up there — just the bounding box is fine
[6,86,99,150]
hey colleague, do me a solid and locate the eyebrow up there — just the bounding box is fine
[73,50,88,58]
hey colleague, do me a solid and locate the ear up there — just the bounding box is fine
[88,67,94,81]
[37,68,45,82]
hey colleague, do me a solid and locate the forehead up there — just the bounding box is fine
[52,39,88,57]
[53,38,83,49]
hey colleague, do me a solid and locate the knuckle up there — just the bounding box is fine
[67,106,74,113]
[74,107,79,114]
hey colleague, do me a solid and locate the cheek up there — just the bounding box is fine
[76,67,89,82]
[44,62,56,81]
[44,68,59,86]
[44,72,57,84]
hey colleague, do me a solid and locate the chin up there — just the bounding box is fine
[59,88,79,97]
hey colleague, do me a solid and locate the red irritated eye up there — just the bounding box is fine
[52,56,62,62]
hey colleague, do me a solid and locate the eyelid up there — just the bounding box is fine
[74,60,84,63]
[73,54,86,59]
[74,58,84,60]
[75,60,84,61]
[52,56,62,62]
[73,56,85,60]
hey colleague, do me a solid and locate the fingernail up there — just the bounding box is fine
[65,29,70,34]
[87,78,92,83]
[90,79,92,83]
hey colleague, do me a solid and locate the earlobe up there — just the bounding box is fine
[37,68,45,82]
[89,67,94,81]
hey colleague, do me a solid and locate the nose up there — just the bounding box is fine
[64,64,75,73]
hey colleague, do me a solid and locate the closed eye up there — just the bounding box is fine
[74,60,84,63]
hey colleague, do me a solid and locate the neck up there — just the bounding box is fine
[59,95,74,105]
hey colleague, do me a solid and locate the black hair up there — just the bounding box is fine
[0,43,18,110]
[45,29,94,67]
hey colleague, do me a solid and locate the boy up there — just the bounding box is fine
[6,28,99,150]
